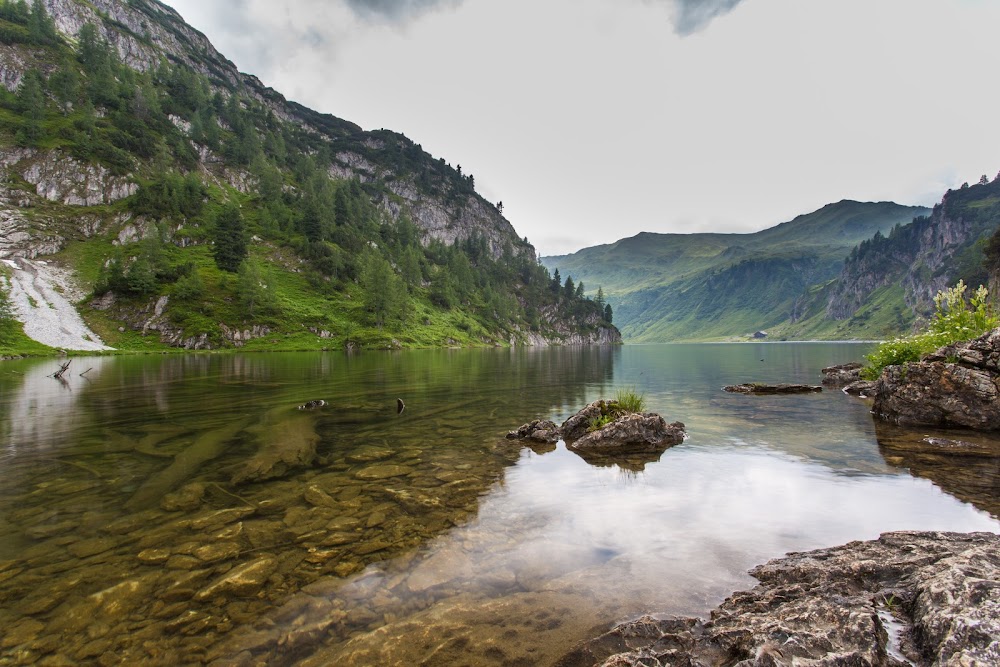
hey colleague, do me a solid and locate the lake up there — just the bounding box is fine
[1,343,998,665]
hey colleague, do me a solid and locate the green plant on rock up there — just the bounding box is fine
[614,386,646,414]
[587,413,613,432]
[860,281,998,380]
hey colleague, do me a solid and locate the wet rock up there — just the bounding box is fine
[380,488,443,515]
[327,517,362,532]
[303,484,337,508]
[190,507,255,531]
[2,618,45,648]
[320,532,358,547]
[561,400,618,442]
[406,548,474,592]
[506,419,561,444]
[166,555,203,570]
[873,327,1000,429]
[843,379,877,396]
[66,537,118,559]
[157,570,212,603]
[25,519,78,540]
[821,361,863,385]
[355,465,413,480]
[569,415,685,459]
[560,531,1000,667]
[243,520,291,550]
[194,541,242,563]
[723,383,823,394]
[195,556,278,600]
[137,548,172,565]
[160,482,206,512]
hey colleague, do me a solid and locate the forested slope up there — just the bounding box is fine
[0,0,619,353]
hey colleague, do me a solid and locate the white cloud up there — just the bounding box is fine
[161,0,1000,255]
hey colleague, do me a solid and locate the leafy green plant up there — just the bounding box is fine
[861,281,997,379]
[587,413,613,432]
[614,386,646,414]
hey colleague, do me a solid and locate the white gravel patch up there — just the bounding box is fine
[1,256,113,351]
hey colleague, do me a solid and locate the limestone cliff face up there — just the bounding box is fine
[827,180,1000,322]
[517,309,621,346]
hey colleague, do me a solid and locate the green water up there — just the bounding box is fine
[0,344,997,665]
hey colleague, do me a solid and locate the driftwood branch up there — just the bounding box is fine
[51,360,71,380]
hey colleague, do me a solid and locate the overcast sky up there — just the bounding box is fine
[160,0,1000,256]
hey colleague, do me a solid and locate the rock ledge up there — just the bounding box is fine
[559,531,1000,667]
[874,327,1000,429]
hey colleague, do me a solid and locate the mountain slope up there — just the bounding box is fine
[0,0,619,352]
[544,200,928,341]
[785,176,1000,339]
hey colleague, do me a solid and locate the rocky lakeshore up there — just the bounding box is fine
[560,531,1000,667]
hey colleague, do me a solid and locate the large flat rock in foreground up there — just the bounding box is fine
[559,531,1000,666]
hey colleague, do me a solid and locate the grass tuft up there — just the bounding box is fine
[613,386,646,414]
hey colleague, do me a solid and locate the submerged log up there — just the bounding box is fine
[126,417,252,510]
[230,407,320,485]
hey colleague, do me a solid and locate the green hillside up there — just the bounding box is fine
[0,0,617,353]
[544,200,928,341]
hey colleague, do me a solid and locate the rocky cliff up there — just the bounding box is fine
[827,178,1000,324]
[19,0,530,261]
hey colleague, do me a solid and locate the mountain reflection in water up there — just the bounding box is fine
[0,344,997,666]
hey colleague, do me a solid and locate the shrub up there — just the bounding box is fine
[614,386,646,414]
[861,281,997,380]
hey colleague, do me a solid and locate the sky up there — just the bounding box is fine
[159,0,1000,256]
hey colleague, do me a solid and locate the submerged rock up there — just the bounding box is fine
[873,329,1000,429]
[560,531,1000,667]
[875,422,1000,519]
[195,556,278,600]
[723,383,822,394]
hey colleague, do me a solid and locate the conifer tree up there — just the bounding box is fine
[16,69,45,145]
[212,204,248,272]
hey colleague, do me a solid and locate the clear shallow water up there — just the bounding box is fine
[0,344,997,665]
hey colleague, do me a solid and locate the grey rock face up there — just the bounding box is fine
[873,327,1000,429]
[2,147,137,206]
[560,531,1000,667]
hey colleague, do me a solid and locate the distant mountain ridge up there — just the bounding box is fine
[544,200,933,341]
